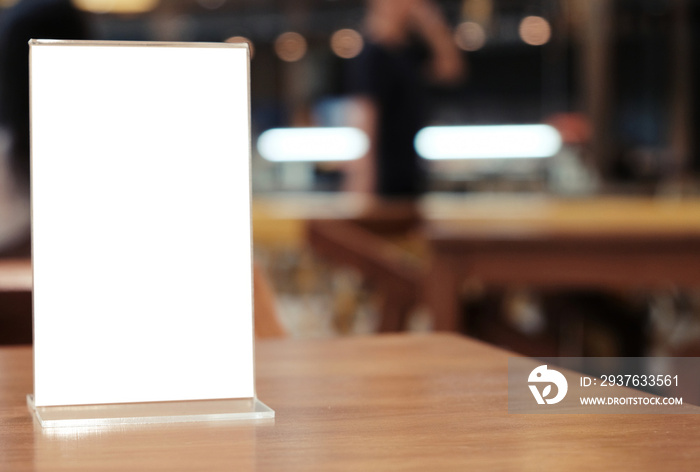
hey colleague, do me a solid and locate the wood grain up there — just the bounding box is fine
[1,334,699,471]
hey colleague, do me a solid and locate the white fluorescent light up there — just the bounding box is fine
[415,125,562,160]
[257,127,369,162]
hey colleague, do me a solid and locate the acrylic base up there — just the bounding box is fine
[27,394,274,428]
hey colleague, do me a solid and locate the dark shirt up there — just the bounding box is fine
[348,40,427,197]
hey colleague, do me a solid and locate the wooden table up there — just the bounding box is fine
[0,259,32,344]
[0,258,31,292]
[2,333,699,471]
[304,196,700,332]
[425,197,700,331]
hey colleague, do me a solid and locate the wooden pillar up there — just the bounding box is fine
[669,0,693,178]
[581,0,615,177]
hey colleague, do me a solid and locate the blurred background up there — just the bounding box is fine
[1,0,700,358]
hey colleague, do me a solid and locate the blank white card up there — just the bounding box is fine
[30,41,254,407]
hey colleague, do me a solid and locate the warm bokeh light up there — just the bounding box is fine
[519,16,551,46]
[225,36,254,59]
[274,32,307,63]
[330,29,364,59]
[454,21,487,52]
[72,0,159,14]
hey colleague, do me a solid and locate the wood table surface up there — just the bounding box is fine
[1,333,699,471]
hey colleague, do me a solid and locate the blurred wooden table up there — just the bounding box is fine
[1,333,699,471]
[304,195,700,332]
[0,258,31,292]
[424,197,700,331]
[0,258,32,344]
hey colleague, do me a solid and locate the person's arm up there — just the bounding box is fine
[409,0,466,84]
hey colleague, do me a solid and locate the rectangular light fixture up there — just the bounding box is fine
[415,125,562,160]
[257,127,368,162]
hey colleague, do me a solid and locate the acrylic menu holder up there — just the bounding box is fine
[27,40,273,427]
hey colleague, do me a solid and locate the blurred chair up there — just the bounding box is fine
[253,263,286,338]
[306,198,424,332]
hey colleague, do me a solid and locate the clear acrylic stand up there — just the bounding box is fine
[28,40,271,429]
[27,394,274,428]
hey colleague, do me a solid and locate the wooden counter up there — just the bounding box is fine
[1,333,699,470]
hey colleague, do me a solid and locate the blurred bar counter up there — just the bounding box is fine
[256,193,700,246]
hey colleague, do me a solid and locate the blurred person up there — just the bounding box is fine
[344,0,465,199]
[0,0,90,187]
